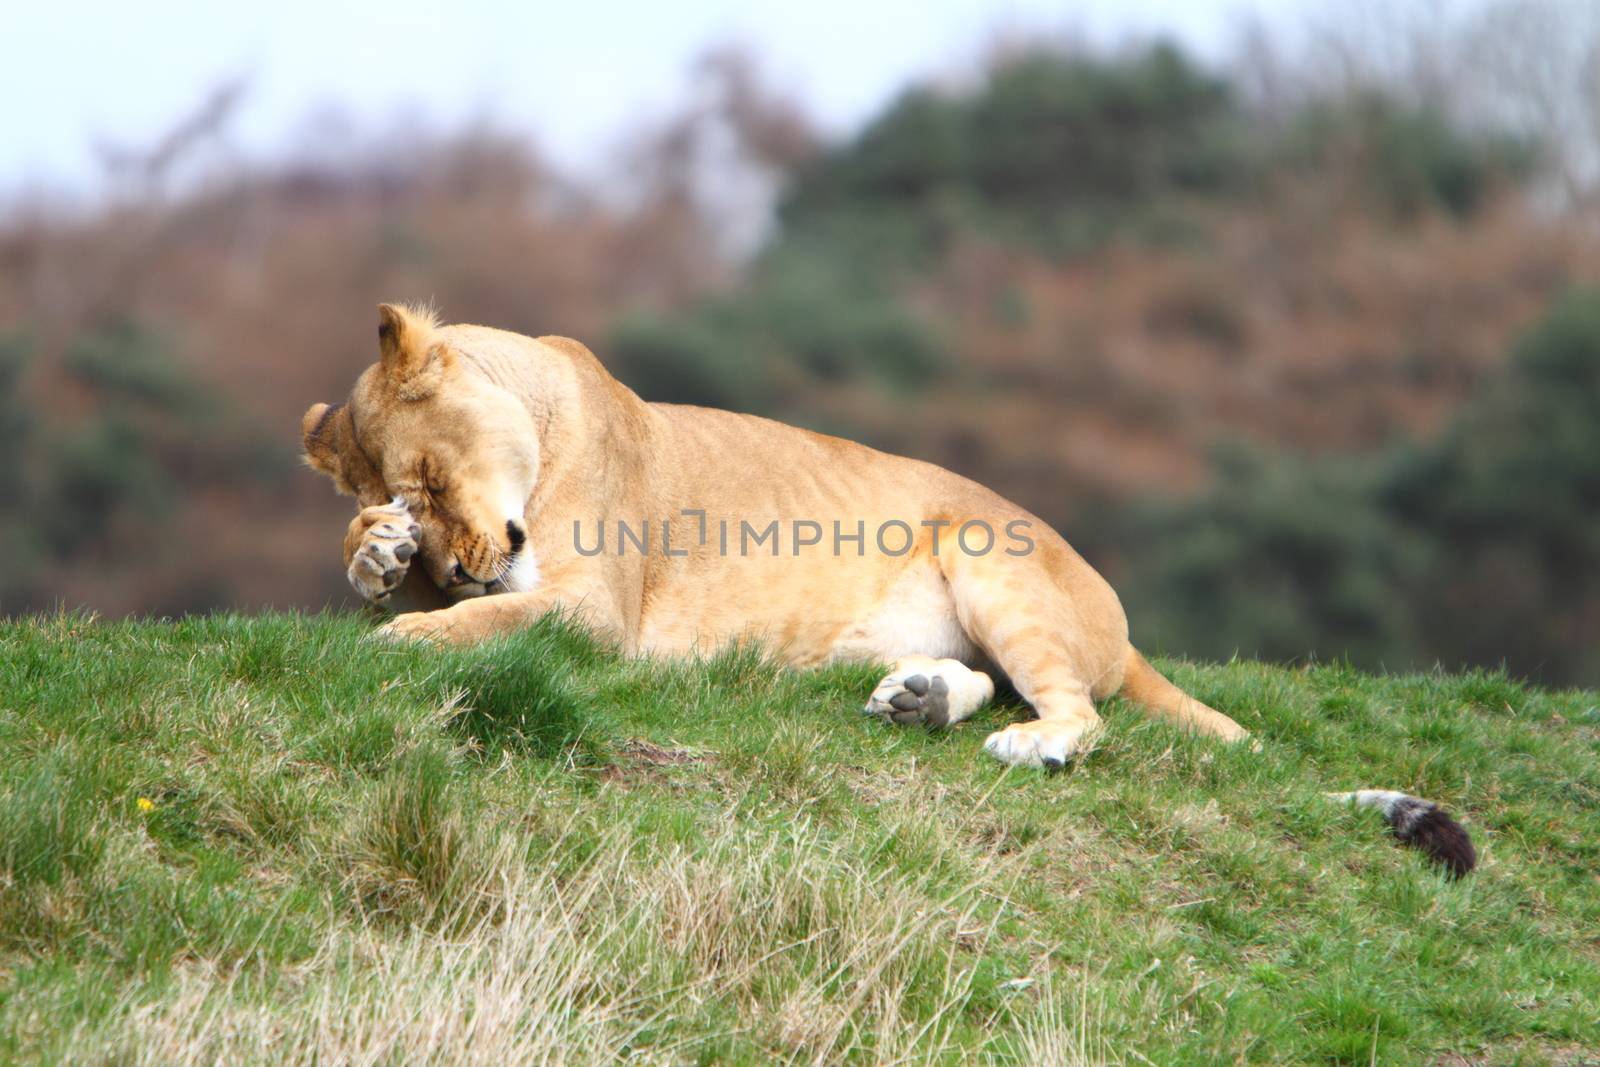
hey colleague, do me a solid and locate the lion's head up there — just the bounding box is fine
[302,304,537,592]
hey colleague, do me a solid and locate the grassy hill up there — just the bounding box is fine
[0,612,1596,1064]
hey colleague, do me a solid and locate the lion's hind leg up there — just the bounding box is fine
[865,656,994,729]
[981,686,1103,770]
[935,530,1124,769]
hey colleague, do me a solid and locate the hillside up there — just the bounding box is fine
[2,613,1596,1064]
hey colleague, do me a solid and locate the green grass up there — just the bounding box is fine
[0,612,1596,1065]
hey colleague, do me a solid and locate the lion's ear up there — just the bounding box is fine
[377,302,451,401]
[301,401,358,495]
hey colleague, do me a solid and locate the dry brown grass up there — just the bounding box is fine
[56,821,1103,1066]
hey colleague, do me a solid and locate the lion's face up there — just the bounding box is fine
[347,364,537,590]
[303,304,538,594]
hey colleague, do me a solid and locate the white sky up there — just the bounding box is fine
[4,0,1325,192]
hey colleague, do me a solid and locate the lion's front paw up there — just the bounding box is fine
[865,657,994,728]
[982,719,1099,770]
[373,610,449,644]
[348,500,422,607]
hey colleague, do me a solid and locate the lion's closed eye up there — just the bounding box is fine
[419,459,448,499]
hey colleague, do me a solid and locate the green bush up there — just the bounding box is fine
[40,417,173,557]
[1276,93,1534,219]
[1386,290,1600,680]
[0,336,28,457]
[1119,447,1418,669]
[1121,290,1600,685]
[63,322,209,414]
[610,258,946,412]
[779,44,1247,261]
[0,338,40,603]
[614,42,1537,428]
[610,311,771,410]
[2,322,293,609]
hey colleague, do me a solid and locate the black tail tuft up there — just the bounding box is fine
[1389,798,1477,877]
[1328,790,1478,877]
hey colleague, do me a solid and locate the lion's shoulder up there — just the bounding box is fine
[534,335,599,362]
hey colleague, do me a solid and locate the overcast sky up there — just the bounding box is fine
[3,0,1354,192]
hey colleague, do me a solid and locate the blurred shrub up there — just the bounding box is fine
[610,313,758,410]
[0,338,41,603]
[1,322,294,609]
[1122,290,1600,684]
[614,42,1539,420]
[41,417,173,557]
[779,44,1247,261]
[1116,447,1418,669]
[63,322,210,414]
[1386,290,1600,680]
[611,251,946,411]
[613,45,1251,410]
[0,336,28,454]
[1275,93,1535,219]
[777,45,1532,250]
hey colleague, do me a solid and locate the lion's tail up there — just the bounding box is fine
[1119,647,1252,741]
[1325,790,1477,877]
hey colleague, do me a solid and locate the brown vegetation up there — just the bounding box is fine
[887,197,1599,517]
[0,128,729,614]
[2,28,1597,660]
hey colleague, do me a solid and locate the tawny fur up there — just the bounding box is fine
[304,304,1254,767]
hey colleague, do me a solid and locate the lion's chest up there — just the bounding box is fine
[502,551,543,592]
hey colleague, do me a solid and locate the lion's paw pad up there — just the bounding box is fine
[349,511,422,604]
[867,672,954,728]
[864,658,993,729]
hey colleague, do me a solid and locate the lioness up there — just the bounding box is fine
[301,305,1474,872]
[303,303,1250,764]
